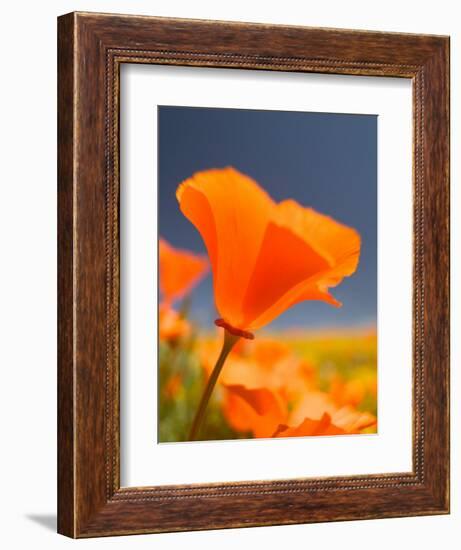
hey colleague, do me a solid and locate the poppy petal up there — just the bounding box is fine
[223,384,286,438]
[241,200,360,329]
[289,391,336,425]
[245,280,341,331]
[159,238,208,303]
[241,220,331,329]
[277,200,361,272]
[273,413,345,437]
[331,407,377,433]
[177,168,275,328]
[290,391,376,434]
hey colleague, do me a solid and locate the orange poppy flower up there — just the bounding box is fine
[177,167,361,336]
[159,238,208,304]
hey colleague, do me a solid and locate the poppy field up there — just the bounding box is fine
[158,167,377,443]
[159,322,377,442]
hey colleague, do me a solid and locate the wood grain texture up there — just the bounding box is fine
[57,11,450,538]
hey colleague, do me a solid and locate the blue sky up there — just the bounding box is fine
[158,106,377,331]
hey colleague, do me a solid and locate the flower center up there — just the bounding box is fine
[214,318,254,340]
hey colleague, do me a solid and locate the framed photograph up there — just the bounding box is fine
[58,12,450,537]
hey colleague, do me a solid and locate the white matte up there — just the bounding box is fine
[120,64,413,487]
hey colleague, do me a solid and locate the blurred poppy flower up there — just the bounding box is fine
[177,167,361,336]
[329,376,366,408]
[288,390,376,435]
[224,384,287,438]
[159,238,208,305]
[273,414,345,437]
[159,304,191,342]
[163,373,183,400]
[224,384,376,439]
[198,335,317,402]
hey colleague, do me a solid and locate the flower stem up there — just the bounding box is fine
[188,329,240,441]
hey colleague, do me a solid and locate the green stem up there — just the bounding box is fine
[188,329,240,441]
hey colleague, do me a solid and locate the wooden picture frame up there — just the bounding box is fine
[57,11,450,537]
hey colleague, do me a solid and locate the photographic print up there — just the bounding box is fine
[158,105,377,443]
